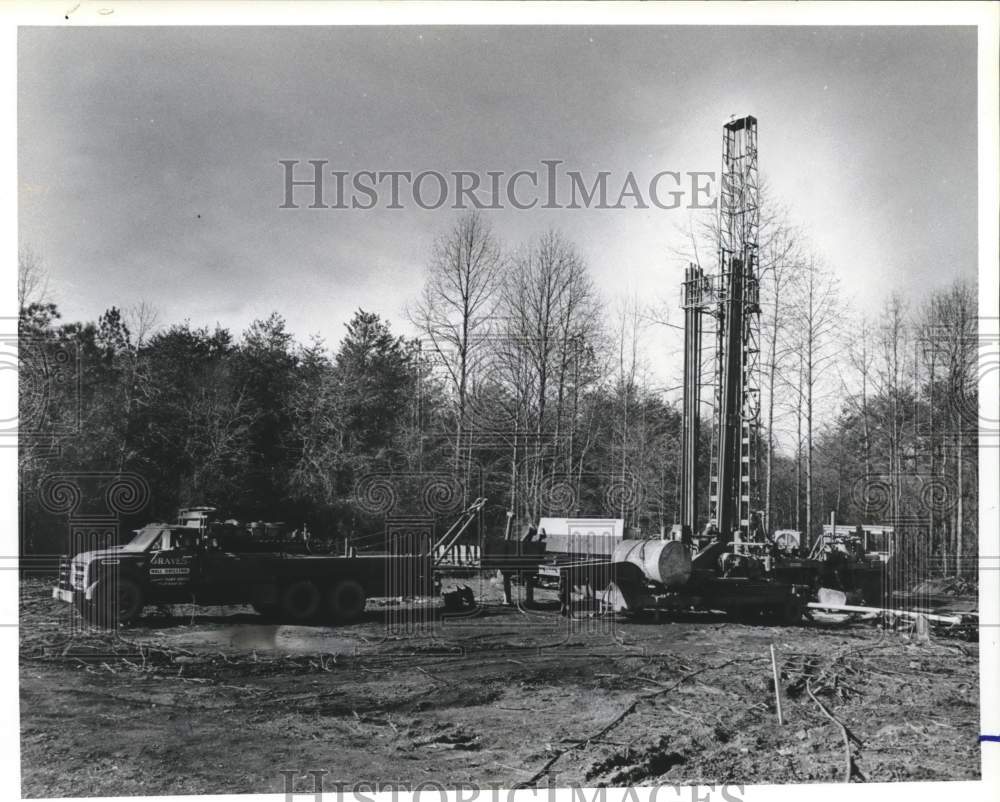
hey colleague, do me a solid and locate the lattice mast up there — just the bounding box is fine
[708,116,761,537]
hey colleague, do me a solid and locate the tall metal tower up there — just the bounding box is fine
[679,263,707,535]
[707,115,761,537]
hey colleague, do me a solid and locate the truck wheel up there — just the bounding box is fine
[281,580,321,622]
[78,578,144,628]
[327,579,366,623]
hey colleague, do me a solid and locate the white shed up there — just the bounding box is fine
[536,518,625,557]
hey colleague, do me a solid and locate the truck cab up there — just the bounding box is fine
[53,523,206,624]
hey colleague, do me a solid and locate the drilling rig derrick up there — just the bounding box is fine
[681,115,761,541]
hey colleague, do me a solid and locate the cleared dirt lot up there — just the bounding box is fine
[20,576,980,797]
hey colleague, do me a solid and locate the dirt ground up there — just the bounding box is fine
[19,575,980,797]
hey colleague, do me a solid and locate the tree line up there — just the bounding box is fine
[18,209,979,574]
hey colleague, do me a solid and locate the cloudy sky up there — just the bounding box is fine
[18,25,977,393]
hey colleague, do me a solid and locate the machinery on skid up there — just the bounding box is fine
[485,116,812,623]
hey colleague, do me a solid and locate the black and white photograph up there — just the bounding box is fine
[5,3,998,801]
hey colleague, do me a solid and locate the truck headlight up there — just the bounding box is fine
[71,559,88,590]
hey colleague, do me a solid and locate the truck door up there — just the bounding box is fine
[146,529,198,601]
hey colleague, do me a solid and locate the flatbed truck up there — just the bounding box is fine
[53,521,434,627]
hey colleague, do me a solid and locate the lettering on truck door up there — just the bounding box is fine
[147,529,197,599]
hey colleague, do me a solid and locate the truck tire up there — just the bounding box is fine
[78,577,144,628]
[281,580,321,622]
[327,579,366,623]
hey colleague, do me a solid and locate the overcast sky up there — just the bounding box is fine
[18,25,977,396]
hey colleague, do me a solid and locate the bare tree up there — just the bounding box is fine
[125,301,160,347]
[844,314,876,518]
[613,294,643,523]
[496,230,597,521]
[917,281,976,574]
[408,211,503,481]
[794,348,804,533]
[759,219,802,532]
[18,244,50,310]
[787,256,842,544]
[866,294,914,543]
[115,302,160,471]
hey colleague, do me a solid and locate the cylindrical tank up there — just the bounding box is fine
[612,539,692,588]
